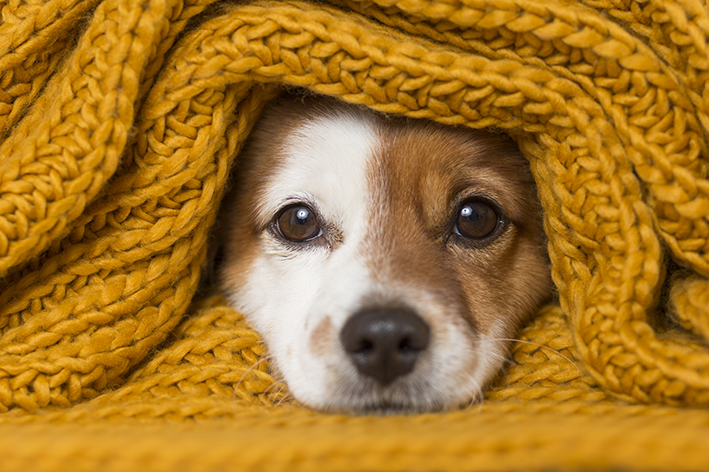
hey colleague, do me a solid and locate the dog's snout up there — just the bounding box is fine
[340,307,430,386]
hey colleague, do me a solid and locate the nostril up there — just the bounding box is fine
[398,337,417,352]
[340,306,431,386]
[398,327,428,352]
[354,339,373,353]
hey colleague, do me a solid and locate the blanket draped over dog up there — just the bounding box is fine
[2,0,709,469]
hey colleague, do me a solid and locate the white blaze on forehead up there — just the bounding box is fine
[257,107,379,236]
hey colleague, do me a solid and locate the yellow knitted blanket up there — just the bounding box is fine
[2,0,709,469]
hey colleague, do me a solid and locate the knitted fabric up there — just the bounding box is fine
[1,0,709,470]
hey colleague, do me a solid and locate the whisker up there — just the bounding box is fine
[272,382,288,399]
[262,378,283,396]
[489,337,583,375]
[262,380,289,406]
[233,356,270,399]
[465,375,485,412]
[484,349,508,363]
[259,380,287,407]
[275,390,294,407]
[460,343,486,412]
[260,382,277,402]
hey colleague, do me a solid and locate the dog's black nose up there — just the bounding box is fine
[340,307,430,386]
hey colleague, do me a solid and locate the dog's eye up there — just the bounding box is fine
[455,199,501,239]
[276,204,321,242]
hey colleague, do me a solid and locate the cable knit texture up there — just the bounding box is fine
[1,0,709,470]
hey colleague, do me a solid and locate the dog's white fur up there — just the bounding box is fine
[218,92,551,414]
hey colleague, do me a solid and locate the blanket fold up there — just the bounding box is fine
[2,0,709,470]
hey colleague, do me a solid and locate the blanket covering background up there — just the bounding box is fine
[2,0,709,469]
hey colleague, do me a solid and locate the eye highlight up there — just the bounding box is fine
[275,204,322,242]
[454,199,503,240]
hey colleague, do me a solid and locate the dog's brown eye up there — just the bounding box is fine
[455,200,500,239]
[276,204,321,242]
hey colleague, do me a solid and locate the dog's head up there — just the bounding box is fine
[217,92,551,414]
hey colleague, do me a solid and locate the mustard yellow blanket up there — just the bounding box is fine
[2,0,709,470]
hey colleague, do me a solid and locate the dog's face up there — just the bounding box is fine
[218,93,551,414]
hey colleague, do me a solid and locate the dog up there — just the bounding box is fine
[215,91,551,414]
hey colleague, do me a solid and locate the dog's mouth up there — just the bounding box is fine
[327,397,440,416]
[319,370,455,415]
[328,378,484,415]
[324,391,452,416]
[348,401,440,416]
